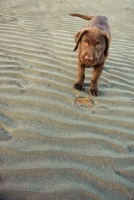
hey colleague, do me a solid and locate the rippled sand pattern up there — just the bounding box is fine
[0,0,134,199]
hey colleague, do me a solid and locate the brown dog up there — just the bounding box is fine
[69,13,111,96]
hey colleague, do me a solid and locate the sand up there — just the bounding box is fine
[0,0,134,199]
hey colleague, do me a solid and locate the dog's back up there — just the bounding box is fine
[88,16,111,37]
[69,13,111,38]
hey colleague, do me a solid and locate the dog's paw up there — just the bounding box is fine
[90,88,98,96]
[74,83,83,90]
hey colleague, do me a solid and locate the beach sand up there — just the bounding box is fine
[0,0,134,199]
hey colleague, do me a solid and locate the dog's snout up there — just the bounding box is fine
[85,55,93,62]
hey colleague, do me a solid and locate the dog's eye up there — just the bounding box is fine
[83,40,89,47]
[96,44,102,48]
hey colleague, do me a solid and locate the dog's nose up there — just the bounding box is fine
[85,55,93,62]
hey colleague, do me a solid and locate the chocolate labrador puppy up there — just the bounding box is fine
[69,13,111,96]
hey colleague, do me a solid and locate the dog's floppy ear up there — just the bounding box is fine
[102,32,111,57]
[73,28,89,51]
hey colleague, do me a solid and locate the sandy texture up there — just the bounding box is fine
[0,0,134,199]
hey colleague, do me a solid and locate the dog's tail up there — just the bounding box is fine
[69,13,94,20]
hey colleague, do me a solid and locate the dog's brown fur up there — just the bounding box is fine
[69,13,111,96]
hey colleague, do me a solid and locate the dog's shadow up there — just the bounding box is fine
[83,83,103,97]
[83,83,90,93]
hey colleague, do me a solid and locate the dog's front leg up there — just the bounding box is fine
[90,64,103,96]
[74,60,85,90]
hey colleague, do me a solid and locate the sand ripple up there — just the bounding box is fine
[0,0,134,199]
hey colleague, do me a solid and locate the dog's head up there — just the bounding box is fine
[74,27,110,66]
